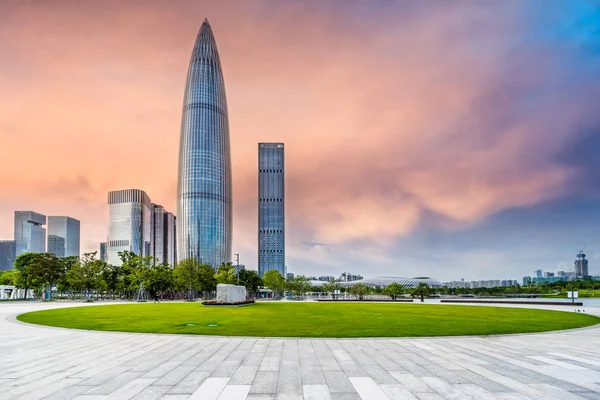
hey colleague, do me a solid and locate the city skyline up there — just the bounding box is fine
[1,1,600,280]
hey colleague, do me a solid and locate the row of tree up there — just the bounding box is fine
[0,251,264,300]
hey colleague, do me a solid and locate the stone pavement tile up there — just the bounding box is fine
[189,377,229,400]
[455,383,498,400]
[153,365,197,386]
[330,394,361,400]
[250,371,278,394]
[211,360,243,377]
[83,371,144,395]
[528,356,588,370]
[216,384,251,400]
[77,366,132,386]
[142,361,182,378]
[453,370,512,393]
[495,394,534,400]
[159,395,190,400]
[323,371,356,394]
[108,377,157,399]
[348,377,389,400]
[130,385,171,400]
[275,393,303,400]
[260,357,281,372]
[168,370,211,394]
[303,384,333,400]
[549,352,600,368]
[276,360,302,395]
[421,376,474,400]
[380,384,419,399]
[246,394,276,400]
[574,392,600,400]
[229,365,259,385]
[422,365,471,384]
[363,365,398,384]
[530,384,590,400]
[300,365,326,385]
[387,372,433,393]
[339,361,367,377]
[244,352,266,366]
[40,385,96,400]
[414,393,446,400]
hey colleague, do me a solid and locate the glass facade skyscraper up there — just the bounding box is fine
[47,216,80,258]
[258,143,285,277]
[0,240,26,270]
[107,189,152,266]
[14,211,46,253]
[177,19,232,268]
[151,204,177,266]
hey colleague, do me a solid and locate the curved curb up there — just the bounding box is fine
[9,303,600,340]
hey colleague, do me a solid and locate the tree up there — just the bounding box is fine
[238,269,263,297]
[173,258,216,299]
[66,252,106,299]
[0,269,19,286]
[263,270,286,298]
[289,275,311,297]
[14,252,39,299]
[349,283,370,300]
[383,283,404,300]
[101,263,121,299]
[410,283,431,301]
[148,262,173,298]
[30,253,64,300]
[215,263,237,285]
[322,280,342,299]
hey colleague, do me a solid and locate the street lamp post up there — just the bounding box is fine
[235,253,240,286]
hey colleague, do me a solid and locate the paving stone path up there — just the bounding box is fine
[1,301,599,400]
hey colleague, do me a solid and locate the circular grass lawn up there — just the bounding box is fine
[17,302,599,338]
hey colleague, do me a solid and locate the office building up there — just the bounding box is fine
[0,241,26,270]
[523,276,532,286]
[258,143,285,277]
[14,211,46,253]
[340,272,363,282]
[47,235,66,258]
[544,272,555,278]
[575,250,589,276]
[47,216,80,257]
[318,276,335,282]
[107,189,152,266]
[177,18,232,268]
[151,204,177,266]
[99,242,107,262]
[557,270,566,277]
[535,269,543,278]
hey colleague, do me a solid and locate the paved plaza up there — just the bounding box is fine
[1,302,599,400]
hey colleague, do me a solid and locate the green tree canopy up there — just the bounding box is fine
[349,283,370,300]
[148,262,173,296]
[263,270,286,297]
[215,263,237,285]
[383,283,404,300]
[0,269,19,286]
[238,269,263,295]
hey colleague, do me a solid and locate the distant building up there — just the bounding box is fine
[258,143,285,278]
[544,272,555,278]
[535,269,543,278]
[286,272,294,281]
[533,276,567,285]
[107,189,152,266]
[151,204,177,266]
[99,242,107,262]
[339,272,363,282]
[575,251,589,277]
[318,276,335,282]
[47,235,66,258]
[14,211,46,253]
[444,279,519,289]
[0,241,26,271]
[522,276,532,286]
[47,216,80,257]
[557,270,566,277]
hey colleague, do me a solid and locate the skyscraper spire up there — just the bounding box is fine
[177,20,232,268]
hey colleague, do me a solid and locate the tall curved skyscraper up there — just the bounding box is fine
[177,19,232,268]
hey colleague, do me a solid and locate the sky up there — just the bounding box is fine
[1,0,600,281]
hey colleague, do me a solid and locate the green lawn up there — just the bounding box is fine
[16,302,599,338]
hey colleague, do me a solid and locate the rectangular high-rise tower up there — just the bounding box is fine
[258,143,285,278]
[151,204,177,266]
[107,189,152,266]
[47,216,80,258]
[14,211,46,253]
